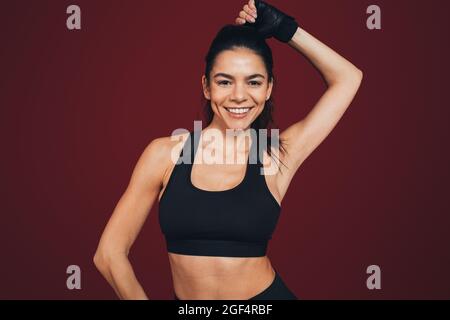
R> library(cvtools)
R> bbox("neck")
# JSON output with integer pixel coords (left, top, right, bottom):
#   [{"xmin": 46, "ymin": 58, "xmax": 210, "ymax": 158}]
[{"xmin": 202, "ymin": 118, "xmax": 253, "ymax": 157}]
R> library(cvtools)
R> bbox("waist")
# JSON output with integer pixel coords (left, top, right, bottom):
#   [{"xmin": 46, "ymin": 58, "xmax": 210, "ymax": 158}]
[{"xmin": 168, "ymin": 253, "xmax": 275, "ymax": 300}]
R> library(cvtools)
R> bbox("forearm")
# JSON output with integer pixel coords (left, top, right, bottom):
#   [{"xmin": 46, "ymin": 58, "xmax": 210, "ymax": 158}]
[
  {"xmin": 288, "ymin": 27, "xmax": 362, "ymax": 86},
  {"xmin": 96, "ymin": 254, "xmax": 149, "ymax": 300}
]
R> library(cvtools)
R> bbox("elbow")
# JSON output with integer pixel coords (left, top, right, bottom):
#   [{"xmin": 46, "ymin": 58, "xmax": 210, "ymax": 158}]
[
  {"xmin": 356, "ymin": 68, "xmax": 363, "ymax": 81},
  {"xmin": 331, "ymin": 68, "xmax": 363, "ymax": 86},
  {"xmin": 93, "ymin": 247, "xmax": 116, "ymax": 273},
  {"xmin": 347, "ymin": 68, "xmax": 363, "ymax": 88},
  {"xmin": 351, "ymin": 68, "xmax": 363, "ymax": 83},
  {"xmin": 93, "ymin": 250, "xmax": 109, "ymax": 273},
  {"xmin": 93, "ymin": 245, "xmax": 128, "ymax": 273}
]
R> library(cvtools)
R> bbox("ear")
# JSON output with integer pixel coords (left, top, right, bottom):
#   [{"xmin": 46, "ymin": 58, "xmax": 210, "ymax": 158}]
[
  {"xmin": 266, "ymin": 79, "xmax": 273, "ymax": 101},
  {"xmin": 202, "ymin": 75, "xmax": 211, "ymax": 100}
]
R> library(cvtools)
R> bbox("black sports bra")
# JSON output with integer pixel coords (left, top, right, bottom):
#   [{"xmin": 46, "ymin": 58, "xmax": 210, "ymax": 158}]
[{"xmin": 158, "ymin": 130, "xmax": 281, "ymax": 257}]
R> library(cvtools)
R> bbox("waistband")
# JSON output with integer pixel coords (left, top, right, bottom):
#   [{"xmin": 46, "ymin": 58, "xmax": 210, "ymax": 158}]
[{"xmin": 166, "ymin": 238, "xmax": 268, "ymax": 258}]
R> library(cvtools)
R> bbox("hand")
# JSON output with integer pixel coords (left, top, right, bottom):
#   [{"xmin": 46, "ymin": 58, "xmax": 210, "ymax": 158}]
[
  {"xmin": 234, "ymin": 0, "xmax": 299, "ymax": 43},
  {"xmin": 235, "ymin": 0, "xmax": 258, "ymax": 25}
]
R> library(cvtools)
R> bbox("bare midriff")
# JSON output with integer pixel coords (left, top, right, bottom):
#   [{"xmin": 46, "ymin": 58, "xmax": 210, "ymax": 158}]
[{"xmin": 168, "ymin": 253, "xmax": 276, "ymax": 300}]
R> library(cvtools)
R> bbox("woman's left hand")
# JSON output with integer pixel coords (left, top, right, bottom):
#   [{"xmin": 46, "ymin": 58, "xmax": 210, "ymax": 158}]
[
  {"xmin": 234, "ymin": 0, "xmax": 299, "ymax": 43},
  {"xmin": 235, "ymin": 0, "xmax": 258, "ymax": 25}
]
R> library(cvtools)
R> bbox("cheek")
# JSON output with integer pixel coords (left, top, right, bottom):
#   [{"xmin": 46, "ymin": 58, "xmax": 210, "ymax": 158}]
[
  {"xmin": 256, "ymin": 88, "xmax": 270, "ymax": 102},
  {"xmin": 210, "ymin": 87, "xmax": 267, "ymax": 106},
  {"xmin": 256, "ymin": 93, "xmax": 268, "ymax": 106},
  {"xmin": 209, "ymin": 91, "xmax": 224, "ymax": 104},
  {"xmin": 256, "ymin": 104, "xmax": 265, "ymax": 115}
]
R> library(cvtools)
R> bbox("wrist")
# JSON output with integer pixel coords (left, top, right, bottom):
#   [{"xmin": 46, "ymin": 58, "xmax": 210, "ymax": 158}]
[{"xmin": 275, "ymin": 16, "xmax": 299, "ymax": 43}]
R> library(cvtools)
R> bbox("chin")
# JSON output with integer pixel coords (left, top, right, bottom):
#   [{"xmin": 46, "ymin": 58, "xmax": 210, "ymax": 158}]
[{"xmin": 224, "ymin": 120, "xmax": 251, "ymax": 131}]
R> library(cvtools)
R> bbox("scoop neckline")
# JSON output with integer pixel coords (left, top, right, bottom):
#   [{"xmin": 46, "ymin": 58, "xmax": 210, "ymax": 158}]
[{"xmin": 188, "ymin": 130, "xmax": 253, "ymax": 193}]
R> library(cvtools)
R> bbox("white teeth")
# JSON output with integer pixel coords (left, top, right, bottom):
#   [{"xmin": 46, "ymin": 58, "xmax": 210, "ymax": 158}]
[{"xmin": 227, "ymin": 108, "xmax": 250, "ymax": 114}]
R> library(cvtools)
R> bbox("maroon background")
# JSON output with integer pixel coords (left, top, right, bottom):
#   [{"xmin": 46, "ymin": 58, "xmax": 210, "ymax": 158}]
[{"xmin": 1, "ymin": 0, "xmax": 449, "ymax": 299}]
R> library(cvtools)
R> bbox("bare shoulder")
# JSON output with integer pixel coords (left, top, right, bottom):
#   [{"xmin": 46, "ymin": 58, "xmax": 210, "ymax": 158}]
[
  {"xmin": 138, "ymin": 131, "xmax": 191, "ymax": 184},
  {"xmin": 144, "ymin": 132, "xmax": 189, "ymax": 160}
]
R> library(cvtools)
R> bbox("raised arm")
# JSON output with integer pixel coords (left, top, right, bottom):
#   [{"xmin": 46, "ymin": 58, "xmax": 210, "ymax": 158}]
[
  {"xmin": 93, "ymin": 137, "xmax": 171, "ymax": 299},
  {"xmin": 236, "ymin": 0, "xmax": 363, "ymax": 186},
  {"xmin": 280, "ymin": 26, "xmax": 363, "ymax": 172}
]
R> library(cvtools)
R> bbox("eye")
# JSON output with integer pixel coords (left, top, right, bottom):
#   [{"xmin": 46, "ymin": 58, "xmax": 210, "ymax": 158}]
[
  {"xmin": 218, "ymin": 80, "xmax": 231, "ymax": 86},
  {"xmin": 217, "ymin": 80, "xmax": 262, "ymax": 87}
]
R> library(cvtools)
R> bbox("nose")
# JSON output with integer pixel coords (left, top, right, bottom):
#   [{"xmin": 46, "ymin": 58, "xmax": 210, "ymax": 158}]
[{"xmin": 230, "ymin": 82, "xmax": 247, "ymax": 103}]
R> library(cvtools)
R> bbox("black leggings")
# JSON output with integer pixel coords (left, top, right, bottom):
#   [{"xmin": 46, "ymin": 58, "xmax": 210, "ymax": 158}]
[
  {"xmin": 174, "ymin": 270, "xmax": 298, "ymax": 300},
  {"xmin": 249, "ymin": 271, "xmax": 298, "ymax": 300}
]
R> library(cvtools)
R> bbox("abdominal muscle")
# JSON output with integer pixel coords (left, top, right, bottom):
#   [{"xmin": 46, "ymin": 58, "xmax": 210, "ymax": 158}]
[{"xmin": 168, "ymin": 253, "xmax": 276, "ymax": 300}]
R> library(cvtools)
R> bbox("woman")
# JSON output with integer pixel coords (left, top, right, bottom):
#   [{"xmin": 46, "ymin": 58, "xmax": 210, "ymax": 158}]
[{"xmin": 93, "ymin": 0, "xmax": 363, "ymax": 300}]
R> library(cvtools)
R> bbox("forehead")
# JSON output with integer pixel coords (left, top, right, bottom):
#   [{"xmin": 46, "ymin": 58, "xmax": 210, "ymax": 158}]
[{"xmin": 213, "ymin": 48, "xmax": 266, "ymax": 75}]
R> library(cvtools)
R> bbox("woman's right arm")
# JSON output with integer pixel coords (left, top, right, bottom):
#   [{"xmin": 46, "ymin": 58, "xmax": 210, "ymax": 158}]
[{"xmin": 93, "ymin": 137, "xmax": 171, "ymax": 300}]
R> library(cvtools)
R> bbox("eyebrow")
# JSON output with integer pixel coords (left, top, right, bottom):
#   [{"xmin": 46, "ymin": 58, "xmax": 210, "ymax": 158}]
[{"xmin": 213, "ymin": 73, "xmax": 266, "ymax": 80}]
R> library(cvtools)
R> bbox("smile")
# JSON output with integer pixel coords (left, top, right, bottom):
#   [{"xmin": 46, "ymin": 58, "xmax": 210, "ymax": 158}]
[{"xmin": 224, "ymin": 106, "xmax": 254, "ymax": 118}]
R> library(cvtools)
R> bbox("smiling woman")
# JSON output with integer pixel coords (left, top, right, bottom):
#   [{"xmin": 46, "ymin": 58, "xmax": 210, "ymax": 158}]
[
  {"xmin": 202, "ymin": 25, "xmax": 274, "ymax": 129},
  {"xmin": 201, "ymin": 25, "xmax": 288, "ymax": 169},
  {"xmin": 94, "ymin": 0, "xmax": 362, "ymax": 301}
]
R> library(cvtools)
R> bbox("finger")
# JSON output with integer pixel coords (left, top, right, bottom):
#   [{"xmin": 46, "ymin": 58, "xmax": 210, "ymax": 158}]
[
  {"xmin": 239, "ymin": 10, "xmax": 255, "ymax": 23},
  {"xmin": 244, "ymin": 4, "xmax": 257, "ymax": 19},
  {"xmin": 235, "ymin": 17, "xmax": 246, "ymax": 25},
  {"xmin": 249, "ymin": 0, "xmax": 257, "ymax": 11}
]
